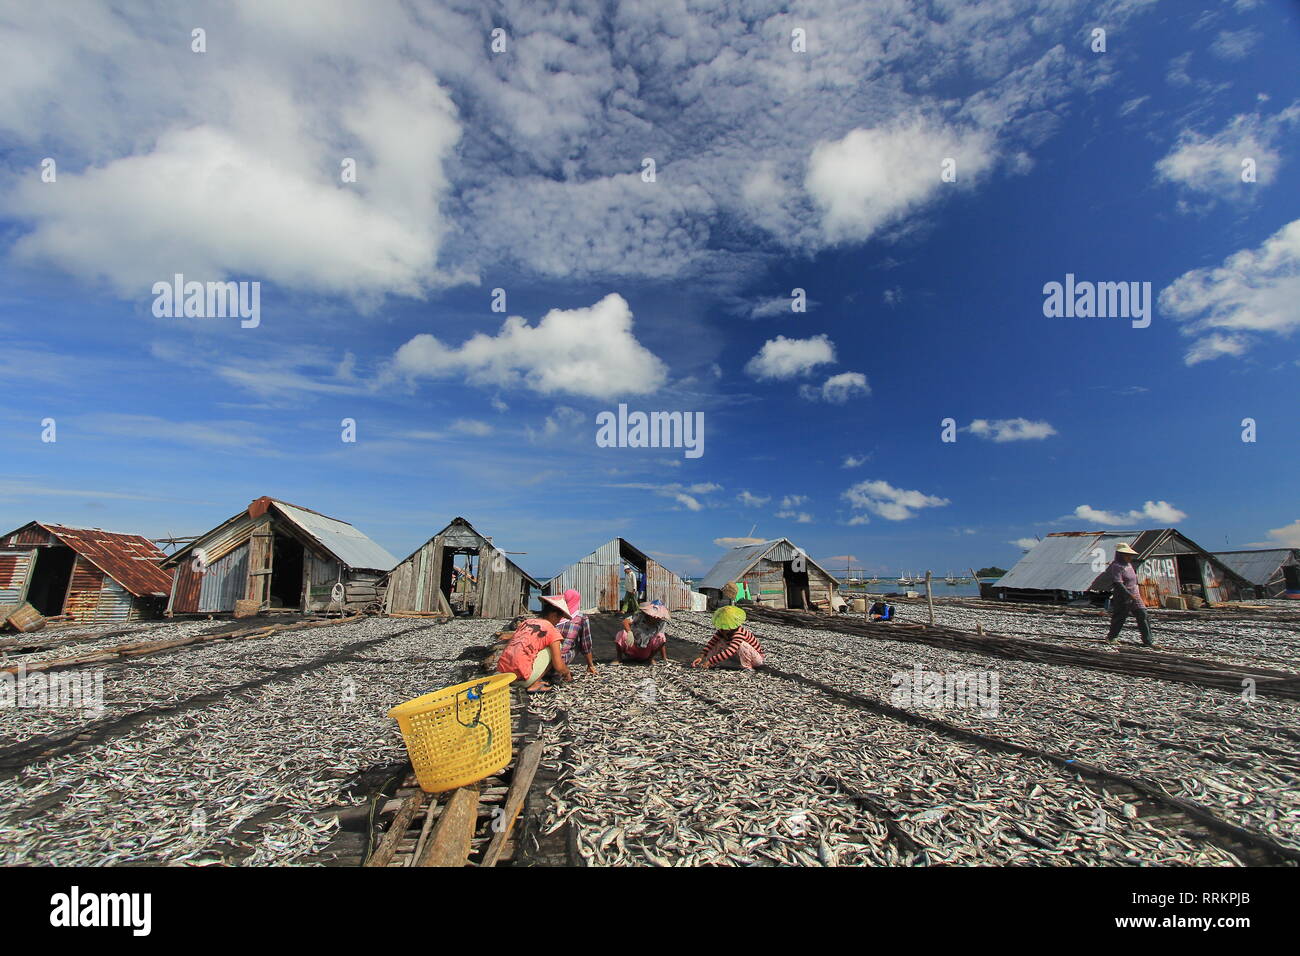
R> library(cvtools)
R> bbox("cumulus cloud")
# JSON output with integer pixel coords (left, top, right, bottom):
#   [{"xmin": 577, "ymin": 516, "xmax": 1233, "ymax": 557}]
[
  {"xmin": 613, "ymin": 481, "xmax": 721, "ymax": 512},
  {"xmin": 1254, "ymin": 519, "xmax": 1300, "ymax": 548},
  {"xmin": 392, "ymin": 294, "xmax": 666, "ymax": 399},
  {"xmin": 527, "ymin": 406, "xmax": 585, "ymax": 443},
  {"xmin": 775, "ymin": 510, "xmax": 813, "ymax": 523},
  {"xmin": 799, "ymin": 372, "xmax": 870, "ymax": 404},
  {"xmin": 715, "ymin": 536, "xmax": 765, "ymax": 549},
  {"xmin": 843, "ymin": 480, "xmax": 950, "ymax": 521},
  {"xmin": 843, "ymin": 455, "xmax": 866, "ymax": 468},
  {"xmin": 967, "ymin": 418, "xmax": 1057, "ymax": 442},
  {"xmin": 1155, "ymin": 102, "xmax": 1298, "ymax": 197},
  {"xmin": 806, "ymin": 118, "xmax": 994, "ymax": 243},
  {"xmin": 737, "ymin": 490, "xmax": 770, "ymax": 507},
  {"xmin": 1067, "ymin": 500, "xmax": 1188, "ymax": 526},
  {"xmin": 780, "ymin": 495, "xmax": 809, "ymax": 508},
  {"xmin": 745, "ymin": 335, "xmax": 836, "ymax": 380},
  {"xmin": 1159, "ymin": 219, "xmax": 1300, "ymax": 364},
  {"xmin": 1010, "ymin": 537, "xmax": 1040, "ymax": 551}
]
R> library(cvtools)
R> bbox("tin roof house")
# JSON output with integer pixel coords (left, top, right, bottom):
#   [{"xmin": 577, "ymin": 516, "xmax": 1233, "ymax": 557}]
[
  {"xmin": 543, "ymin": 537, "xmax": 693, "ymax": 612},
  {"xmin": 384, "ymin": 517, "xmax": 540, "ymax": 619},
  {"xmin": 993, "ymin": 529, "xmax": 1250, "ymax": 607},
  {"xmin": 161, "ymin": 497, "xmax": 398, "ymax": 615},
  {"xmin": 1212, "ymin": 549, "xmax": 1300, "ymax": 600},
  {"xmin": 0, "ymin": 521, "xmax": 173, "ymax": 625},
  {"xmin": 698, "ymin": 538, "xmax": 842, "ymax": 611}
]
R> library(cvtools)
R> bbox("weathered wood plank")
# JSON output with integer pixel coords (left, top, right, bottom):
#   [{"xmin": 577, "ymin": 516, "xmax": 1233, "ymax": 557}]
[
  {"xmin": 481, "ymin": 742, "xmax": 544, "ymax": 867},
  {"xmin": 364, "ymin": 791, "xmax": 426, "ymax": 868},
  {"xmin": 415, "ymin": 785, "xmax": 480, "ymax": 867}
]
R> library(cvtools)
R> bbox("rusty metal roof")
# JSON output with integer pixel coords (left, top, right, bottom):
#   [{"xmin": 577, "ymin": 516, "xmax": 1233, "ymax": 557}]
[{"xmin": 3, "ymin": 522, "xmax": 173, "ymax": 597}]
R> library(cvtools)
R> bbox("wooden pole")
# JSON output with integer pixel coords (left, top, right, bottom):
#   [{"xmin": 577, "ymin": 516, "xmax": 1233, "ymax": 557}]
[{"xmin": 925, "ymin": 570, "xmax": 935, "ymax": 626}]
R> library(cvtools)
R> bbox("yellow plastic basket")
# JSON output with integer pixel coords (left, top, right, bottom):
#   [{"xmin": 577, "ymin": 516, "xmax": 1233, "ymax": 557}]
[{"xmin": 388, "ymin": 673, "xmax": 517, "ymax": 793}]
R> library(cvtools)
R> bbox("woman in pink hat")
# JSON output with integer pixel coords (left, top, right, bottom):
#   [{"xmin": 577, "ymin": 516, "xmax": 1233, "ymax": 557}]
[
  {"xmin": 555, "ymin": 588, "xmax": 596, "ymax": 675},
  {"xmin": 615, "ymin": 601, "xmax": 671, "ymax": 663},
  {"xmin": 497, "ymin": 594, "xmax": 574, "ymax": 692}
]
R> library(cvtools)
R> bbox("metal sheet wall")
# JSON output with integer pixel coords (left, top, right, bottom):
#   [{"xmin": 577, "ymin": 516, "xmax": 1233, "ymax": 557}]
[
  {"xmin": 64, "ymin": 556, "xmax": 107, "ymax": 622},
  {"xmin": 169, "ymin": 562, "xmax": 202, "ymax": 614},
  {"xmin": 198, "ymin": 544, "xmax": 249, "ymax": 612},
  {"xmin": 0, "ymin": 550, "xmax": 34, "ymax": 605}
]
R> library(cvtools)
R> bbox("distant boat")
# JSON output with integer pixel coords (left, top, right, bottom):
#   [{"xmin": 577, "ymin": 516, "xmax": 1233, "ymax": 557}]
[
  {"xmin": 898, "ymin": 572, "xmax": 916, "ymax": 586},
  {"xmin": 944, "ymin": 571, "xmax": 958, "ymax": 586}
]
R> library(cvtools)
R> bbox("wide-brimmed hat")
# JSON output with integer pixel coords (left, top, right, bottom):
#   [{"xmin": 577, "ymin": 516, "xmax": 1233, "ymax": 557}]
[
  {"xmin": 539, "ymin": 594, "xmax": 572, "ymax": 619},
  {"xmin": 713, "ymin": 606, "xmax": 746, "ymax": 630},
  {"xmin": 1114, "ymin": 543, "xmax": 1139, "ymax": 557},
  {"xmin": 640, "ymin": 602, "xmax": 670, "ymax": 621}
]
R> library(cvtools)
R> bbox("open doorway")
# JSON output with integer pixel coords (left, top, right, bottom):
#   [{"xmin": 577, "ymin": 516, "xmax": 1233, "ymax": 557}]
[
  {"xmin": 26, "ymin": 547, "xmax": 75, "ymax": 616},
  {"xmin": 782, "ymin": 562, "xmax": 810, "ymax": 609},
  {"xmin": 269, "ymin": 533, "xmax": 305, "ymax": 609},
  {"xmin": 441, "ymin": 549, "xmax": 479, "ymax": 615},
  {"xmin": 1175, "ymin": 554, "xmax": 1202, "ymax": 599}
]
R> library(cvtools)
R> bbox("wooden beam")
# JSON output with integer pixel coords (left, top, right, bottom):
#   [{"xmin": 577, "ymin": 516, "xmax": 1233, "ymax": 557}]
[
  {"xmin": 364, "ymin": 791, "xmax": 426, "ymax": 867},
  {"xmin": 415, "ymin": 785, "xmax": 480, "ymax": 867},
  {"xmin": 480, "ymin": 742, "xmax": 544, "ymax": 867}
]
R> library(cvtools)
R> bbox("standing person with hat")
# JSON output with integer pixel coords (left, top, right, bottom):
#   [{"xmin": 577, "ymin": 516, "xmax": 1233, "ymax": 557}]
[
  {"xmin": 497, "ymin": 594, "xmax": 574, "ymax": 693},
  {"xmin": 693, "ymin": 606, "xmax": 766, "ymax": 670},
  {"xmin": 1104, "ymin": 543, "xmax": 1155, "ymax": 647},
  {"xmin": 621, "ymin": 564, "xmax": 640, "ymax": 615},
  {"xmin": 615, "ymin": 600, "xmax": 671, "ymax": 663},
  {"xmin": 556, "ymin": 588, "xmax": 596, "ymax": 675}
]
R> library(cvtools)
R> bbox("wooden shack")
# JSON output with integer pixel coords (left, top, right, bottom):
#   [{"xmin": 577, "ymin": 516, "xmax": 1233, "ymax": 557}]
[
  {"xmin": 697, "ymin": 538, "xmax": 842, "ymax": 611},
  {"xmin": 161, "ymin": 497, "xmax": 398, "ymax": 615},
  {"xmin": 384, "ymin": 517, "xmax": 539, "ymax": 619},
  {"xmin": 543, "ymin": 537, "xmax": 693, "ymax": 612},
  {"xmin": 0, "ymin": 521, "xmax": 172, "ymax": 625}
]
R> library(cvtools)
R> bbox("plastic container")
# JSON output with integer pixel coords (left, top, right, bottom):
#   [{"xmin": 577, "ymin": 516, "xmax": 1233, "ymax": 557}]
[{"xmin": 387, "ymin": 672, "xmax": 516, "ymax": 792}]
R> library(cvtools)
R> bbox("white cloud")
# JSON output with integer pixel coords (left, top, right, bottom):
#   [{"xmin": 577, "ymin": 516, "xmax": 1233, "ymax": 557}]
[
  {"xmin": 392, "ymin": 293, "xmax": 666, "ymax": 399},
  {"xmin": 1159, "ymin": 218, "xmax": 1300, "ymax": 364},
  {"xmin": 780, "ymin": 495, "xmax": 808, "ymax": 508},
  {"xmin": 1010, "ymin": 537, "xmax": 1039, "ymax": 550},
  {"xmin": 799, "ymin": 372, "xmax": 870, "ymax": 404},
  {"xmin": 451, "ymin": 418, "xmax": 492, "ymax": 436},
  {"xmin": 1068, "ymin": 500, "xmax": 1188, "ymax": 526},
  {"xmin": 715, "ymin": 536, "xmax": 764, "ymax": 549},
  {"xmin": 612, "ymin": 481, "xmax": 721, "ymax": 512},
  {"xmin": 1210, "ymin": 28, "xmax": 1259, "ymax": 60},
  {"xmin": 843, "ymin": 455, "xmax": 866, "ymax": 468},
  {"xmin": 1155, "ymin": 102, "xmax": 1298, "ymax": 197},
  {"xmin": 528, "ymin": 406, "xmax": 585, "ymax": 443},
  {"xmin": 775, "ymin": 510, "xmax": 813, "ymax": 523},
  {"xmin": 745, "ymin": 335, "xmax": 836, "ymax": 380},
  {"xmin": 737, "ymin": 490, "xmax": 770, "ymax": 508},
  {"xmin": 967, "ymin": 418, "xmax": 1057, "ymax": 442},
  {"xmin": 843, "ymin": 479, "xmax": 950, "ymax": 521},
  {"xmin": 806, "ymin": 118, "xmax": 993, "ymax": 243},
  {"xmin": 1255, "ymin": 519, "xmax": 1300, "ymax": 548}
]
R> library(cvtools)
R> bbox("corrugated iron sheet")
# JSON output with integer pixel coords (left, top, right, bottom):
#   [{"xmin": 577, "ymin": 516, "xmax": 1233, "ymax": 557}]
[
  {"xmin": 42, "ymin": 523, "xmax": 172, "ymax": 597},
  {"xmin": 273, "ymin": 501, "xmax": 398, "ymax": 572},
  {"xmin": 64, "ymin": 556, "xmax": 106, "ymax": 622},
  {"xmin": 697, "ymin": 538, "xmax": 841, "ymax": 599},
  {"xmin": 544, "ymin": 538, "xmax": 694, "ymax": 612},
  {"xmin": 169, "ymin": 562, "xmax": 202, "ymax": 614},
  {"xmin": 0, "ymin": 550, "xmax": 34, "ymax": 605},
  {"xmin": 1213, "ymin": 549, "xmax": 1299, "ymax": 586},
  {"xmin": 996, "ymin": 532, "xmax": 1145, "ymax": 592},
  {"xmin": 199, "ymin": 544, "xmax": 249, "ymax": 613}
]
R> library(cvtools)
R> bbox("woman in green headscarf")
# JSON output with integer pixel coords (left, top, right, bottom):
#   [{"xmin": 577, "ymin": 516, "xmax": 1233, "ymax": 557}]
[{"xmin": 692, "ymin": 606, "xmax": 766, "ymax": 670}]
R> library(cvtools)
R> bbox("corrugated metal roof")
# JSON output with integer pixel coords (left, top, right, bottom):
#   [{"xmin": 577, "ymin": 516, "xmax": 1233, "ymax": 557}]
[
  {"xmin": 272, "ymin": 501, "xmax": 398, "ymax": 572},
  {"xmin": 996, "ymin": 532, "xmax": 1142, "ymax": 592},
  {"xmin": 39, "ymin": 523, "xmax": 173, "ymax": 597},
  {"xmin": 698, "ymin": 540, "xmax": 779, "ymax": 591},
  {"xmin": 698, "ymin": 538, "xmax": 840, "ymax": 593},
  {"xmin": 1213, "ymin": 549, "xmax": 1299, "ymax": 586}
]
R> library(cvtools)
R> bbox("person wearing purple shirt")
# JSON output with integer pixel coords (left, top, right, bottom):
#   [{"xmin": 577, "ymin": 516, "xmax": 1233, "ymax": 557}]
[{"xmin": 1104, "ymin": 543, "xmax": 1155, "ymax": 647}]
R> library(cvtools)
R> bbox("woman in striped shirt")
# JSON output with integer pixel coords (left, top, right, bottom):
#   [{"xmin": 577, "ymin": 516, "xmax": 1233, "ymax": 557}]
[{"xmin": 692, "ymin": 606, "xmax": 765, "ymax": 670}]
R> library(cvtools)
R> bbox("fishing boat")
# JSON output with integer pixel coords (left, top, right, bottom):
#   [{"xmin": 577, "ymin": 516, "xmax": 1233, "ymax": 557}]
[
  {"xmin": 898, "ymin": 572, "xmax": 915, "ymax": 587},
  {"xmin": 944, "ymin": 571, "xmax": 958, "ymax": 586}
]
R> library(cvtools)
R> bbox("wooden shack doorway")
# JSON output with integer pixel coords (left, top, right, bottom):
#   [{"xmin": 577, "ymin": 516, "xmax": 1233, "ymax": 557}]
[
  {"xmin": 782, "ymin": 561, "xmax": 810, "ymax": 609},
  {"xmin": 269, "ymin": 533, "xmax": 306, "ymax": 610},
  {"xmin": 26, "ymin": 546, "xmax": 75, "ymax": 616},
  {"xmin": 440, "ymin": 549, "xmax": 480, "ymax": 616}
]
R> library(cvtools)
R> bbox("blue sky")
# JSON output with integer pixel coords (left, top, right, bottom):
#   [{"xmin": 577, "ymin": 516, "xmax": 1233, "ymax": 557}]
[{"xmin": 1, "ymin": 0, "xmax": 1298, "ymax": 582}]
